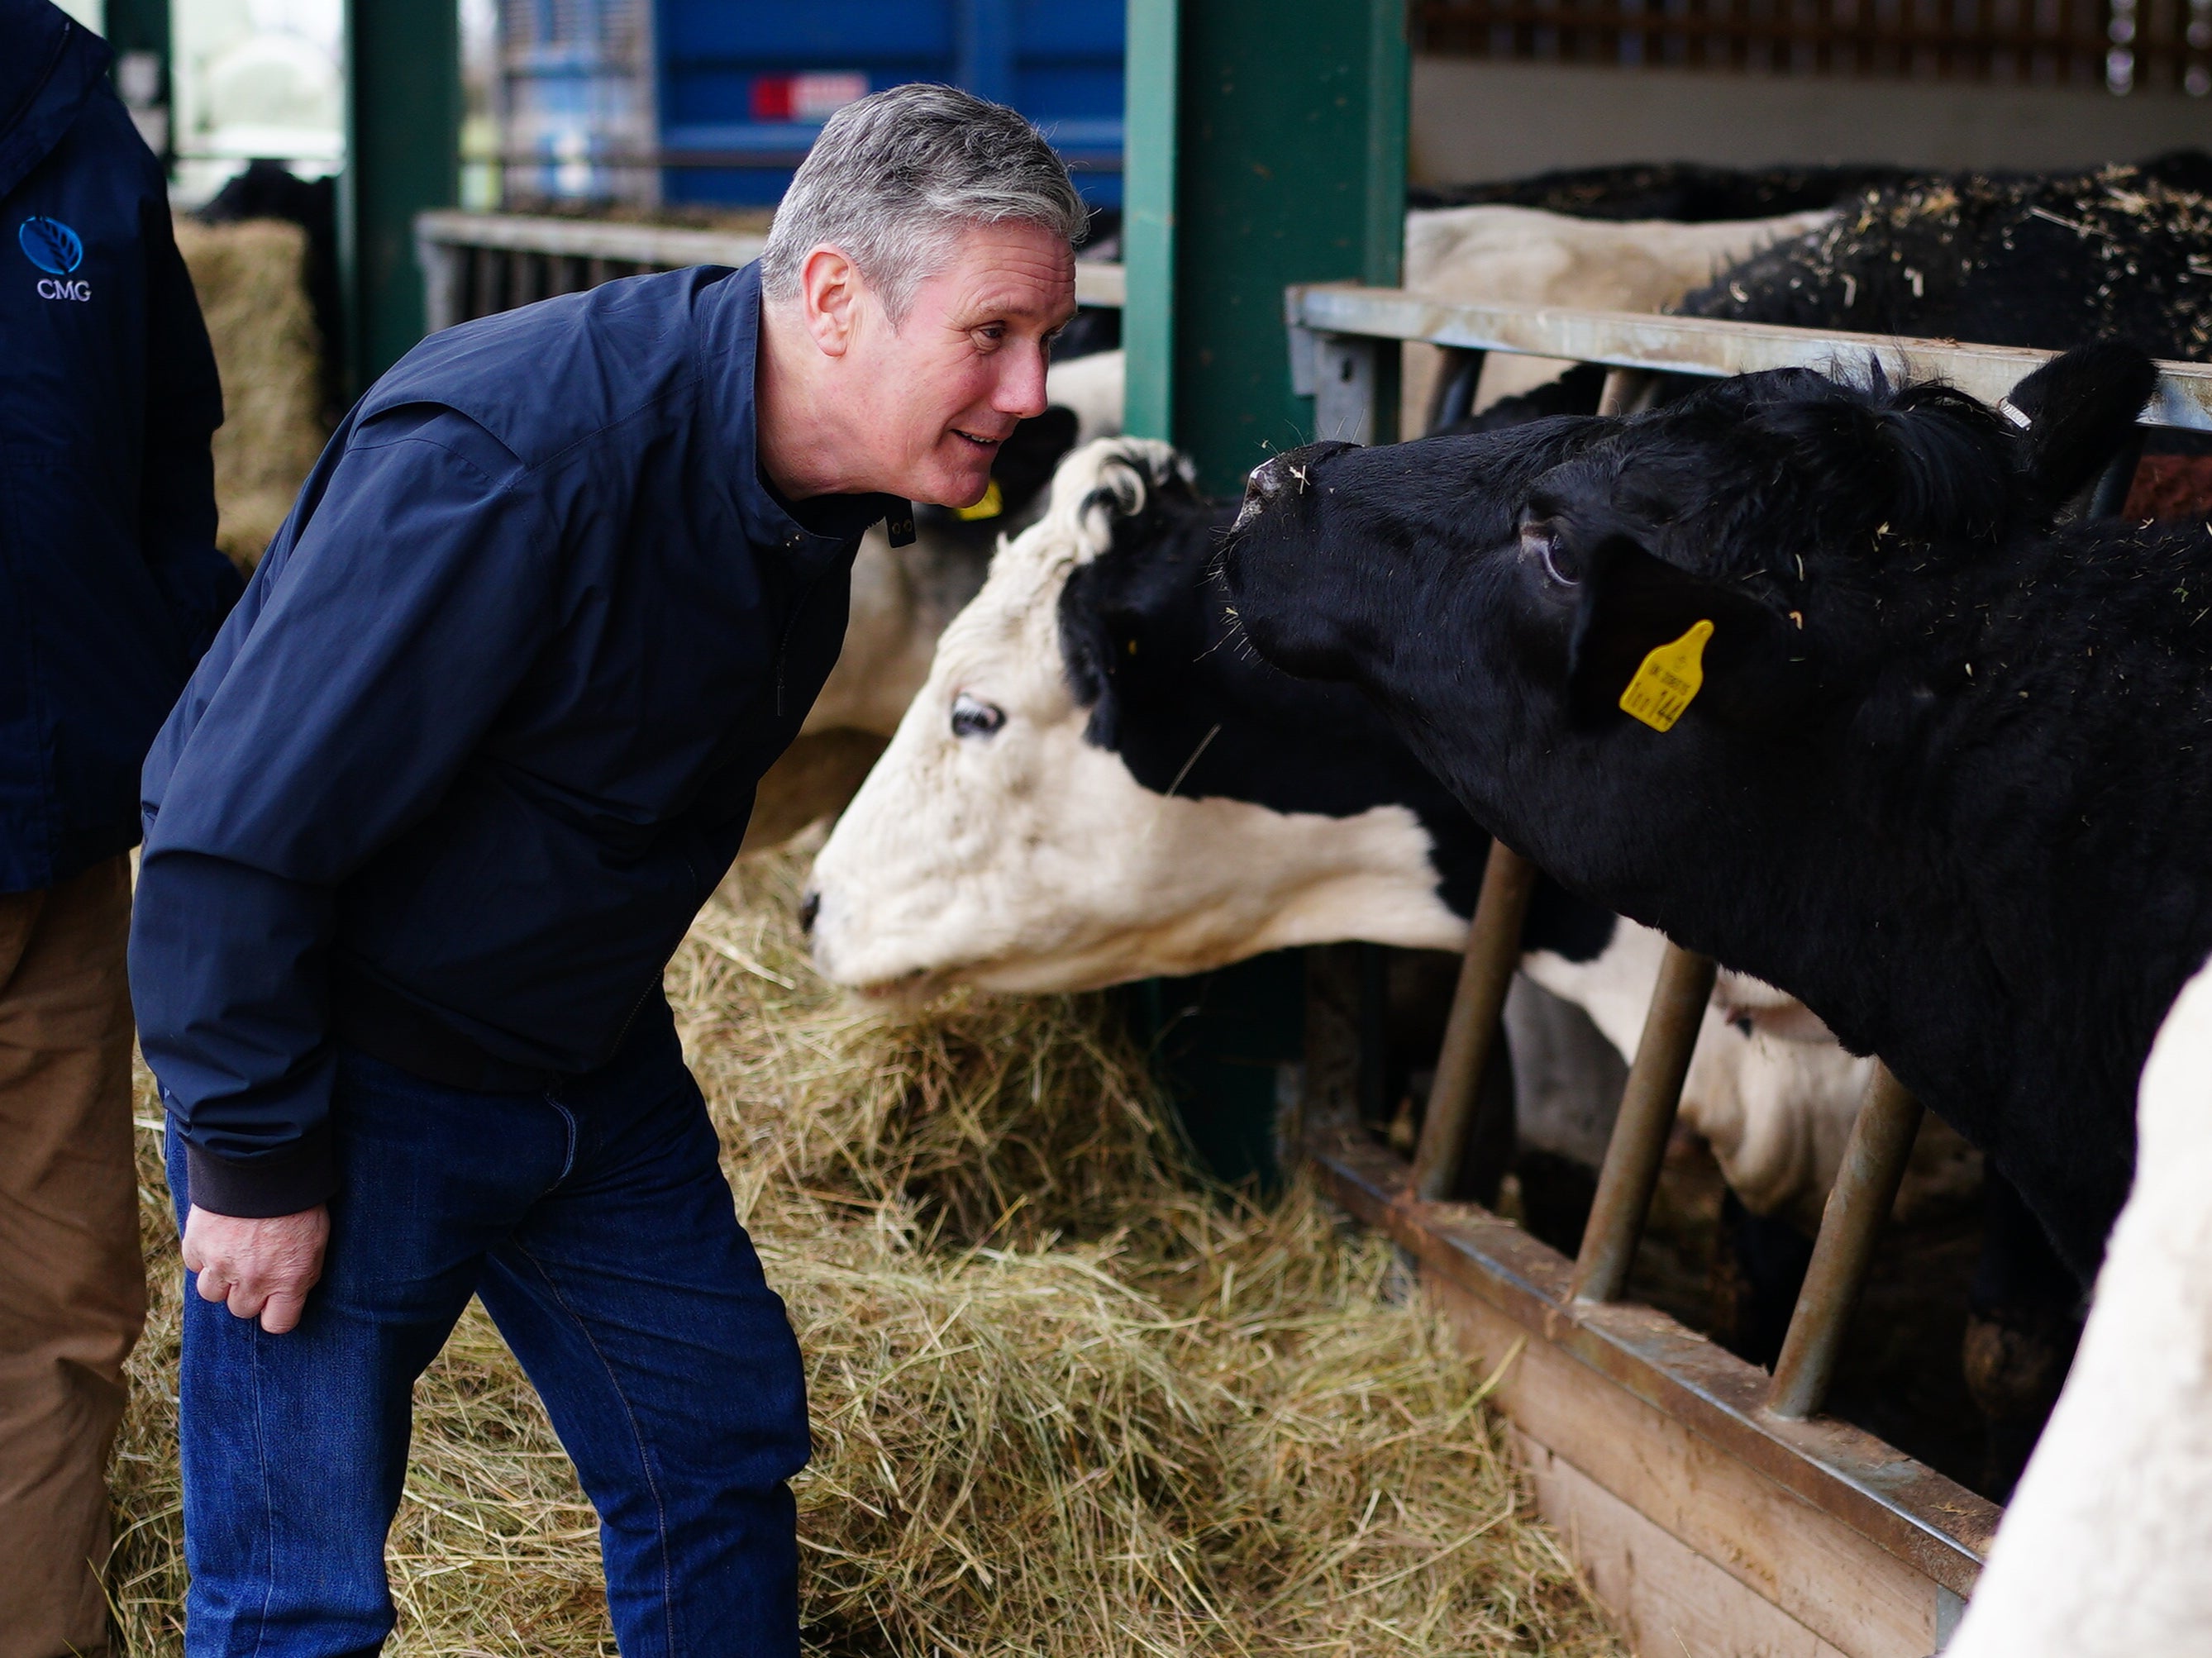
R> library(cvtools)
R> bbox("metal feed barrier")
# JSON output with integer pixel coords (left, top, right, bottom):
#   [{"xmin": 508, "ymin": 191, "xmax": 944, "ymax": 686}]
[
  {"xmin": 415, "ymin": 211, "xmax": 1126, "ymax": 336},
  {"xmin": 1285, "ymin": 287, "xmax": 2212, "ymax": 1656}
]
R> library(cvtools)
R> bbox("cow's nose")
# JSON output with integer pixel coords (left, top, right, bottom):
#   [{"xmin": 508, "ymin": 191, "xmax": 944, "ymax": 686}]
[
  {"xmin": 798, "ymin": 889, "xmax": 821, "ymax": 936},
  {"xmin": 1235, "ymin": 456, "xmax": 1294, "ymax": 529}
]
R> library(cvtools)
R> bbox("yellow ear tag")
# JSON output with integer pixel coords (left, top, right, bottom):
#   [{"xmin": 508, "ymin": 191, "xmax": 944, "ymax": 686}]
[
  {"xmin": 953, "ymin": 479, "xmax": 1004, "ymax": 522},
  {"xmin": 1618, "ymin": 619, "xmax": 1714, "ymax": 733}
]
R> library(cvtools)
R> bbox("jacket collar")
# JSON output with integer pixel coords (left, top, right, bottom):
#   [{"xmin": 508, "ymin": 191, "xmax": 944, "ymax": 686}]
[
  {"xmin": 698, "ymin": 260, "xmax": 905, "ymax": 567},
  {"xmin": 0, "ymin": 0, "xmax": 110, "ymax": 202}
]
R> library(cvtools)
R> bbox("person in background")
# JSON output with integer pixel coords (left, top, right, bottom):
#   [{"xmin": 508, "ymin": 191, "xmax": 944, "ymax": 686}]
[
  {"xmin": 0, "ymin": 2, "xmax": 242, "ymax": 1653},
  {"xmin": 130, "ymin": 83, "xmax": 1080, "ymax": 1656}
]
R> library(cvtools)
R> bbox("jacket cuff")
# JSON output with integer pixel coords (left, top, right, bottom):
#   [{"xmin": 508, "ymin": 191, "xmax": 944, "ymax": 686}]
[{"xmin": 182, "ymin": 1125, "xmax": 336, "ymax": 1217}]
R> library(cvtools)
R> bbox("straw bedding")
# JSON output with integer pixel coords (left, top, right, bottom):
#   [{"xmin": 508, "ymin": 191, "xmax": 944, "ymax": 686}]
[
  {"xmin": 107, "ymin": 850, "xmax": 1619, "ymax": 1656},
  {"xmin": 173, "ymin": 218, "xmax": 329, "ymax": 570}
]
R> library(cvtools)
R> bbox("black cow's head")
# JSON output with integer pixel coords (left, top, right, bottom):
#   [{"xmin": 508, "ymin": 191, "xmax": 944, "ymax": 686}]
[{"xmin": 1225, "ymin": 344, "xmax": 2154, "ymax": 872}]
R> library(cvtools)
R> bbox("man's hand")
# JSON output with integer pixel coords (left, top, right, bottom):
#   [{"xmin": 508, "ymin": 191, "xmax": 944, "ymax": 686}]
[{"xmin": 182, "ymin": 1204, "xmax": 331, "ymax": 1334}]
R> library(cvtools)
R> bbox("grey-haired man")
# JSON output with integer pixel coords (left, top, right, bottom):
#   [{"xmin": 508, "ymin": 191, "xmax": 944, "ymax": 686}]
[{"xmin": 129, "ymin": 85, "xmax": 1081, "ymax": 1655}]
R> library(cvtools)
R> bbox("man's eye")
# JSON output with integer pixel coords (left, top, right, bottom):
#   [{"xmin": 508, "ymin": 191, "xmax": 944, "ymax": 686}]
[{"xmin": 1521, "ymin": 522, "xmax": 1580, "ymax": 587}]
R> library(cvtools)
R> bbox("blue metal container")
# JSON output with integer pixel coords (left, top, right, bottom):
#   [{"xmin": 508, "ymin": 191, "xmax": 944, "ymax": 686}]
[
  {"xmin": 655, "ymin": 0, "xmax": 1124, "ymax": 207},
  {"xmin": 499, "ymin": 0, "xmax": 661, "ymax": 206}
]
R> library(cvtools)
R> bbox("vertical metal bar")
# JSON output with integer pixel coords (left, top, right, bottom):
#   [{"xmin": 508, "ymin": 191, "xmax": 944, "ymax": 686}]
[
  {"xmin": 1766, "ymin": 1063, "xmax": 1924, "ymax": 1419},
  {"xmin": 1598, "ymin": 365, "xmax": 1658, "ymax": 417},
  {"xmin": 2086, "ymin": 427, "xmax": 2147, "ymax": 519},
  {"xmin": 1313, "ymin": 335, "xmax": 1382, "ymax": 445},
  {"xmin": 416, "ymin": 234, "xmax": 461, "ymax": 333},
  {"xmin": 470, "ymin": 245, "xmax": 498, "ymax": 322},
  {"xmin": 1412, "ymin": 842, "xmax": 1539, "ymax": 1200},
  {"xmin": 1569, "ymin": 943, "xmax": 1717, "ymax": 1303}
]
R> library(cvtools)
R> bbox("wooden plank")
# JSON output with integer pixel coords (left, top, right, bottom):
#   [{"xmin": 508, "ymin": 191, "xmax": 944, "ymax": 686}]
[
  {"xmin": 1308, "ymin": 1119, "xmax": 1997, "ymax": 1589},
  {"xmin": 1515, "ymin": 1432, "xmax": 1852, "ymax": 1658},
  {"xmin": 1424, "ymin": 1272, "xmax": 1942, "ymax": 1657}
]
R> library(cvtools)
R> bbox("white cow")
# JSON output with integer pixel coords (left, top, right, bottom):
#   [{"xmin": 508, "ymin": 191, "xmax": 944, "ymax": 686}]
[
  {"xmin": 1944, "ymin": 956, "xmax": 2212, "ymax": 1656},
  {"xmin": 807, "ymin": 437, "xmax": 1903, "ymax": 1220},
  {"xmin": 1400, "ymin": 204, "xmax": 1834, "ymax": 422}
]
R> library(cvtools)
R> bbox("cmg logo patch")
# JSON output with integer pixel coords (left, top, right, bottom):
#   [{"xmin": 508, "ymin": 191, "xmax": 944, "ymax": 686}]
[{"xmin": 19, "ymin": 216, "xmax": 83, "ymax": 275}]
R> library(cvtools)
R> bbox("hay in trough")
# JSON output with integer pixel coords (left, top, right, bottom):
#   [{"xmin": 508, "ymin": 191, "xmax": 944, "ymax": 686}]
[
  {"xmin": 107, "ymin": 850, "xmax": 1620, "ymax": 1656},
  {"xmin": 174, "ymin": 218, "xmax": 329, "ymax": 570}
]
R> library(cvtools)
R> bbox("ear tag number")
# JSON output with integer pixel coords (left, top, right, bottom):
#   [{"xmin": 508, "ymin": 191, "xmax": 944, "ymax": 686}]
[{"xmin": 1618, "ymin": 619, "xmax": 1714, "ymax": 732}]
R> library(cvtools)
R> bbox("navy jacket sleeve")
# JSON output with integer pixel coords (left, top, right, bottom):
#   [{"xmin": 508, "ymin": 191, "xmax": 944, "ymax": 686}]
[
  {"xmin": 138, "ymin": 174, "xmax": 242, "ymax": 648},
  {"xmin": 132, "ymin": 407, "xmax": 557, "ymax": 1216}
]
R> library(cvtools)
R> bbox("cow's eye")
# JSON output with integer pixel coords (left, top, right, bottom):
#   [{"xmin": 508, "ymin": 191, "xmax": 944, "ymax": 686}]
[
  {"xmin": 951, "ymin": 692, "xmax": 1006, "ymax": 739},
  {"xmin": 1521, "ymin": 522, "xmax": 1580, "ymax": 587}
]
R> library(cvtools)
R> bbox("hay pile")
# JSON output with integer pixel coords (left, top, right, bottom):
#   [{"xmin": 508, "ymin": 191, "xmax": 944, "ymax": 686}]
[
  {"xmin": 173, "ymin": 218, "xmax": 329, "ymax": 570},
  {"xmin": 107, "ymin": 851, "xmax": 1620, "ymax": 1656}
]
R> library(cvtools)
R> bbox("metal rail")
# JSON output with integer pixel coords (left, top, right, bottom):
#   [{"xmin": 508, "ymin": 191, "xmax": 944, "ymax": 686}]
[
  {"xmin": 1288, "ymin": 283, "xmax": 2212, "ymax": 431},
  {"xmin": 1769, "ymin": 1065, "xmax": 1927, "ymax": 1419},
  {"xmin": 417, "ymin": 210, "xmax": 1126, "ymax": 336},
  {"xmin": 1411, "ymin": 841, "xmax": 1536, "ymax": 1200},
  {"xmin": 1570, "ymin": 942, "xmax": 1718, "ymax": 1303}
]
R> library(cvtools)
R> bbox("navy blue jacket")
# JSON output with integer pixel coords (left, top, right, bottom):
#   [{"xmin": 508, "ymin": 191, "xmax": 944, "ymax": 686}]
[
  {"xmin": 132, "ymin": 261, "xmax": 901, "ymax": 1216},
  {"xmin": 1, "ymin": 0, "xmax": 238, "ymax": 893}
]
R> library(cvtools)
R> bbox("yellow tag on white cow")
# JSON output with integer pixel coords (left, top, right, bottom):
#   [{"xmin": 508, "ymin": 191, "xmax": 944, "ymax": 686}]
[
  {"xmin": 954, "ymin": 479, "xmax": 1004, "ymax": 522},
  {"xmin": 1618, "ymin": 619, "xmax": 1714, "ymax": 732}
]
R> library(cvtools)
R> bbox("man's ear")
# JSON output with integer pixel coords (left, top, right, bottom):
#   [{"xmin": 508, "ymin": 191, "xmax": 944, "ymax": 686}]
[
  {"xmin": 1567, "ymin": 536, "xmax": 1819, "ymax": 736},
  {"xmin": 2000, "ymin": 341, "xmax": 2157, "ymax": 506},
  {"xmin": 798, "ymin": 245, "xmax": 863, "ymax": 357}
]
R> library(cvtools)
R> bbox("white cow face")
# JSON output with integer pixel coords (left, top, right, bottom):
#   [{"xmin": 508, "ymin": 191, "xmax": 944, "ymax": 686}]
[{"xmin": 803, "ymin": 438, "xmax": 1465, "ymax": 998}]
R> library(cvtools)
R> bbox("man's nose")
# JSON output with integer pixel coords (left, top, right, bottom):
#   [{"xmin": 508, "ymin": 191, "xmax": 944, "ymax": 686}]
[{"xmin": 996, "ymin": 341, "xmax": 1051, "ymax": 420}]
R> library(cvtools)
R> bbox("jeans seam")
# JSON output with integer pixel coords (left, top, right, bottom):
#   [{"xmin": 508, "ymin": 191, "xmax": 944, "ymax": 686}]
[
  {"xmin": 511, "ymin": 1241, "xmax": 678, "ymax": 1656},
  {"xmin": 547, "ymin": 1096, "xmax": 579, "ymax": 1184},
  {"xmin": 249, "ymin": 1320, "xmax": 277, "ymax": 1658}
]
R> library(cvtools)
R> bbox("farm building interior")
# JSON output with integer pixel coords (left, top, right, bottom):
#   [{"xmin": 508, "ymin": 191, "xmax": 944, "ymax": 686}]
[{"xmin": 23, "ymin": 0, "xmax": 2212, "ymax": 1653}]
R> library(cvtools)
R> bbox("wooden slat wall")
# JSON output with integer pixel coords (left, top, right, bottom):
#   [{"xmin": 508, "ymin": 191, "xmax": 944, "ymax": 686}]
[{"xmin": 1413, "ymin": 0, "xmax": 2212, "ymax": 93}]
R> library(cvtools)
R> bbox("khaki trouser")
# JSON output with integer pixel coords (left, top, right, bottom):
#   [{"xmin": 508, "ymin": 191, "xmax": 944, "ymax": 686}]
[{"xmin": 0, "ymin": 856, "xmax": 144, "ymax": 1658}]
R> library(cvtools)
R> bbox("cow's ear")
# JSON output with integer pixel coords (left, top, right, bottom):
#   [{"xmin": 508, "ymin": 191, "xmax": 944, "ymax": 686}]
[
  {"xmin": 1567, "ymin": 536, "xmax": 1819, "ymax": 736},
  {"xmin": 2000, "ymin": 341, "xmax": 2157, "ymax": 506}
]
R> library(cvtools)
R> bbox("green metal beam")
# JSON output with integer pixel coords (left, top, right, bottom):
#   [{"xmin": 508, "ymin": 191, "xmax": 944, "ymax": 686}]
[
  {"xmin": 1123, "ymin": 0, "xmax": 1409, "ymax": 493},
  {"xmin": 342, "ymin": 0, "xmax": 460, "ymax": 391},
  {"xmin": 99, "ymin": 0, "xmax": 166, "ymax": 65},
  {"xmin": 1118, "ymin": 0, "xmax": 1410, "ymax": 1187},
  {"xmin": 1122, "ymin": 0, "xmax": 1179, "ymax": 441}
]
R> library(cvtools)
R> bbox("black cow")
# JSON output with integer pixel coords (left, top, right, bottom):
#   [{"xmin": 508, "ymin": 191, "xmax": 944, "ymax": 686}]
[
  {"xmin": 1411, "ymin": 160, "xmax": 1916, "ymax": 222},
  {"xmin": 1223, "ymin": 345, "xmax": 2182, "ymax": 1487}
]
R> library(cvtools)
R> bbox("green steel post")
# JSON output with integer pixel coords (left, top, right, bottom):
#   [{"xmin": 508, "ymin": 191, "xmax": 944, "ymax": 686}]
[
  {"xmin": 1160, "ymin": 0, "xmax": 1407, "ymax": 493},
  {"xmin": 1118, "ymin": 0, "xmax": 1409, "ymax": 1185},
  {"xmin": 100, "ymin": 0, "xmax": 167, "ymax": 70},
  {"xmin": 1122, "ymin": 0, "xmax": 1179, "ymax": 441},
  {"xmin": 342, "ymin": 0, "xmax": 460, "ymax": 392}
]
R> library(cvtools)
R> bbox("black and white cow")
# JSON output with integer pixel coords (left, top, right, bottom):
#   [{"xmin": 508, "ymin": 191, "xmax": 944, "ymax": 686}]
[
  {"xmin": 803, "ymin": 438, "xmax": 1897, "ymax": 1232},
  {"xmin": 1222, "ymin": 342, "xmax": 2176, "ymax": 1322}
]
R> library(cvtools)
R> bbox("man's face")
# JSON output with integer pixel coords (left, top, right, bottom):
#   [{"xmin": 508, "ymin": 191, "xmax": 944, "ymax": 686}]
[{"xmin": 846, "ymin": 221, "xmax": 1077, "ymax": 507}]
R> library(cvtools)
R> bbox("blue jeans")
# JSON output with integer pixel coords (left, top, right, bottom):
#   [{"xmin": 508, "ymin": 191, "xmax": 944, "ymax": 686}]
[{"xmin": 164, "ymin": 1002, "xmax": 809, "ymax": 1657}]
